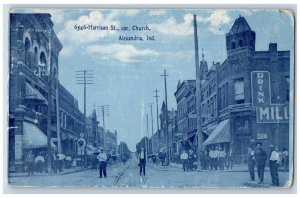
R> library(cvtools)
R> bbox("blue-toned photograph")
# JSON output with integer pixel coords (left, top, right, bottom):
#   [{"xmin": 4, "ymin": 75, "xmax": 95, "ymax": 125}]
[{"xmin": 7, "ymin": 8, "xmax": 294, "ymax": 188}]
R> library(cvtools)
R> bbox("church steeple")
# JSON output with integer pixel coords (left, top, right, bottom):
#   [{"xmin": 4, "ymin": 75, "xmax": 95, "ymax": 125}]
[{"xmin": 199, "ymin": 48, "xmax": 208, "ymax": 80}]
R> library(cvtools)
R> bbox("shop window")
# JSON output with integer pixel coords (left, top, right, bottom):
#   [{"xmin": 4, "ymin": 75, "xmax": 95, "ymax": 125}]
[{"xmin": 286, "ymin": 76, "xmax": 290, "ymax": 102}]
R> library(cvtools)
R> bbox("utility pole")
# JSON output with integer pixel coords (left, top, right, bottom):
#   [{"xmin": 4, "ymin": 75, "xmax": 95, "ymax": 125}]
[
  {"xmin": 46, "ymin": 59, "xmax": 53, "ymax": 173},
  {"xmin": 153, "ymin": 90, "xmax": 160, "ymax": 132},
  {"xmin": 148, "ymin": 103, "xmax": 154, "ymax": 154},
  {"xmin": 193, "ymin": 15, "xmax": 204, "ymax": 157},
  {"xmin": 97, "ymin": 105, "xmax": 110, "ymax": 131},
  {"xmin": 75, "ymin": 70, "xmax": 94, "ymax": 168},
  {"xmin": 46, "ymin": 35, "xmax": 56, "ymax": 173},
  {"xmin": 161, "ymin": 69, "xmax": 170, "ymax": 165},
  {"xmin": 146, "ymin": 114, "xmax": 149, "ymax": 161}
]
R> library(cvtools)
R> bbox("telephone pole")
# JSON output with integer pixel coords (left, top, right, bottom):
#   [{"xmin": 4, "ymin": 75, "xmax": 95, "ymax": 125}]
[
  {"xmin": 148, "ymin": 103, "xmax": 154, "ymax": 154},
  {"xmin": 97, "ymin": 105, "xmax": 110, "ymax": 131},
  {"xmin": 161, "ymin": 69, "xmax": 170, "ymax": 165},
  {"xmin": 146, "ymin": 114, "xmax": 149, "ymax": 160},
  {"xmin": 153, "ymin": 90, "xmax": 160, "ymax": 132},
  {"xmin": 75, "ymin": 70, "xmax": 94, "ymax": 168},
  {"xmin": 193, "ymin": 15, "xmax": 204, "ymax": 156}
]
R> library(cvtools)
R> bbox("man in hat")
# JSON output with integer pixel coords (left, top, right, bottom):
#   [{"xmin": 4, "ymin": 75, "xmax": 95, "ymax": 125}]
[
  {"xmin": 97, "ymin": 148, "xmax": 107, "ymax": 178},
  {"xmin": 269, "ymin": 145, "xmax": 280, "ymax": 186},
  {"xmin": 25, "ymin": 150, "xmax": 35, "ymax": 176},
  {"xmin": 254, "ymin": 142, "xmax": 267, "ymax": 184}
]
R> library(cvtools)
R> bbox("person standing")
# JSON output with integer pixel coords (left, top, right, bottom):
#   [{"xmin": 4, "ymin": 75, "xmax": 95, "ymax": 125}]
[
  {"xmin": 218, "ymin": 147, "xmax": 226, "ymax": 170},
  {"xmin": 25, "ymin": 150, "xmax": 35, "ymax": 176},
  {"xmin": 226, "ymin": 148, "xmax": 233, "ymax": 170},
  {"xmin": 138, "ymin": 147, "xmax": 146, "ymax": 176},
  {"xmin": 269, "ymin": 145, "xmax": 280, "ymax": 186},
  {"xmin": 180, "ymin": 150, "xmax": 189, "ymax": 172},
  {"xmin": 247, "ymin": 146, "xmax": 256, "ymax": 181},
  {"xmin": 51, "ymin": 150, "xmax": 58, "ymax": 174},
  {"xmin": 208, "ymin": 148, "xmax": 214, "ymax": 171},
  {"xmin": 254, "ymin": 142, "xmax": 267, "ymax": 184},
  {"xmin": 188, "ymin": 149, "xmax": 196, "ymax": 171},
  {"xmin": 97, "ymin": 148, "xmax": 107, "ymax": 178},
  {"xmin": 34, "ymin": 152, "xmax": 45, "ymax": 173},
  {"xmin": 282, "ymin": 148, "xmax": 289, "ymax": 172},
  {"xmin": 212, "ymin": 146, "xmax": 219, "ymax": 170}
]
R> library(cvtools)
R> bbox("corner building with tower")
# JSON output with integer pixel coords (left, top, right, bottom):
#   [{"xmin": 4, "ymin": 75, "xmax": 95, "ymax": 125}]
[{"xmin": 196, "ymin": 16, "xmax": 290, "ymax": 163}]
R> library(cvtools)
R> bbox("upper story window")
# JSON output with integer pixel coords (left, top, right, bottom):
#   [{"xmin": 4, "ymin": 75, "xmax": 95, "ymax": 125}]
[
  {"xmin": 39, "ymin": 52, "xmax": 47, "ymax": 76},
  {"xmin": 234, "ymin": 78, "xmax": 245, "ymax": 104},
  {"xmin": 239, "ymin": 39, "xmax": 243, "ymax": 47},
  {"xmin": 24, "ymin": 37, "xmax": 31, "ymax": 66},
  {"xmin": 231, "ymin": 41, "xmax": 236, "ymax": 49}
]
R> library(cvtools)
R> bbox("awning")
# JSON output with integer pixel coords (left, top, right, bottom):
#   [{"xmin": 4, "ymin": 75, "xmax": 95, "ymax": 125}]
[
  {"xmin": 25, "ymin": 82, "xmax": 48, "ymax": 105},
  {"xmin": 87, "ymin": 144, "xmax": 97, "ymax": 155},
  {"xmin": 203, "ymin": 119, "xmax": 231, "ymax": 146},
  {"xmin": 23, "ymin": 121, "xmax": 56, "ymax": 149},
  {"xmin": 203, "ymin": 124, "xmax": 218, "ymax": 136}
]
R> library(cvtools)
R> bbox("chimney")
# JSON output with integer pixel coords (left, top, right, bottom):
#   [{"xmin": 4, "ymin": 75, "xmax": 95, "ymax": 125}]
[{"xmin": 269, "ymin": 43, "xmax": 277, "ymax": 52}]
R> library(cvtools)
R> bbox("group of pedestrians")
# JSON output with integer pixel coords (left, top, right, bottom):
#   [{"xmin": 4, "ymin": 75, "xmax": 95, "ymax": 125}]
[
  {"xmin": 180, "ymin": 149, "xmax": 197, "ymax": 172},
  {"xmin": 24, "ymin": 149, "xmax": 72, "ymax": 175},
  {"xmin": 25, "ymin": 150, "xmax": 46, "ymax": 175},
  {"xmin": 248, "ymin": 142, "xmax": 287, "ymax": 186}
]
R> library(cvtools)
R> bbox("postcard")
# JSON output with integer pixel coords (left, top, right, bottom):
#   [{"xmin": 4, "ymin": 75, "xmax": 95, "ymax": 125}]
[{"xmin": 6, "ymin": 8, "xmax": 294, "ymax": 188}]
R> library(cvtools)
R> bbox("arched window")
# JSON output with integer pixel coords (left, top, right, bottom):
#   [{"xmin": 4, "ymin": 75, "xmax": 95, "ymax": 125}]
[
  {"xmin": 24, "ymin": 37, "xmax": 31, "ymax": 66},
  {"xmin": 34, "ymin": 47, "xmax": 38, "ymax": 64},
  {"xmin": 239, "ymin": 40, "xmax": 243, "ymax": 47},
  {"xmin": 39, "ymin": 52, "xmax": 47, "ymax": 76},
  {"xmin": 231, "ymin": 41, "xmax": 236, "ymax": 49}
]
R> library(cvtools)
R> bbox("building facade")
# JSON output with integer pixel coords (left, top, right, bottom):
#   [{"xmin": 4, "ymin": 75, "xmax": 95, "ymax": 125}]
[
  {"xmin": 9, "ymin": 13, "xmax": 62, "ymax": 172},
  {"xmin": 174, "ymin": 80, "xmax": 196, "ymax": 154},
  {"xmin": 58, "ymin": 83, "xmax": 85, "ymax": 157},
  {"xmin": 105, "ymin": 130, "xmax": 118, "ymax": 156},
  {"xmin": 199, "ymin": 16, "xmax": 290, "ymax": 163}
]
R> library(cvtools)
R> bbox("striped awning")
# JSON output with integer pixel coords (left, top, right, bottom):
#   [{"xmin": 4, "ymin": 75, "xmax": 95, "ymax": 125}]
[
  {"xmin": 203, "ymin": 119, "xmax": 231, "ymax": 146},
  {"xmin": 23, "ymin": 121, "xmax": 56, "ymax": 149},
  {"xmin": 25, "ymin": 82, "xmax": 48, "ymax": 105}
]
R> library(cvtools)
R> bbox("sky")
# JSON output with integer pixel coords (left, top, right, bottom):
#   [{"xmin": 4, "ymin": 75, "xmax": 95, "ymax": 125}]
[{"xmin": 14, "ymin": 9, "xmax": 294, "ymax": 151}]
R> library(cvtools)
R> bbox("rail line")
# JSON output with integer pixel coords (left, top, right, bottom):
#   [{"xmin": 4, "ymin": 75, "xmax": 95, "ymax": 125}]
[
  {"xmin": 111, "ymin": 158, "xmax": 148, "ymax": 187},
  {"xmin": 112, "ymin": 164, "xmax": 130, "ymax": 187}
]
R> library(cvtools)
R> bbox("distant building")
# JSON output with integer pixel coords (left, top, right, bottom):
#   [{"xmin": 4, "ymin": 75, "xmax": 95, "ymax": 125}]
[
  {"xmin": 105, "ymin": 130, "xmax": 118, "ymax": 155},
  {"xmin": 174, "ymin": 80, "xmax": 196, "ymax": 154},
  {"xmin": 58, "ymin": 83, "xmax": 85, "ymax": 157},
  {"xmin": 86, "ymin": 108, "xmax": 99, "ymax": 154}
]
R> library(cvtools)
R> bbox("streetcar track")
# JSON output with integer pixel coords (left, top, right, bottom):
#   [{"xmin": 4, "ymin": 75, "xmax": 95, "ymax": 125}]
[
  {"xmin": 141, "ymin": 174, "xmax": 147, "ymax": 187},
  {"xmin": 112, "ymin": 158, "xmax": 148, "ymax": 187},
  {"xmin": 112, "ymin": 164, "xmax": 130, "ymax": 187}
]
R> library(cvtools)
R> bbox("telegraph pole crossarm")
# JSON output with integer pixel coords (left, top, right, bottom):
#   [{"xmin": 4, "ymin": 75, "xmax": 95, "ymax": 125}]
[{"xmin": 75, "ymin": 70, "xmax": 94, "ymax": 168}]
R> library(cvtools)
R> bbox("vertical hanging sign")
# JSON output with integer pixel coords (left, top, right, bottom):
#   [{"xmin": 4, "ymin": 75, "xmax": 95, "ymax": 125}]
[{"xmin": 251, "ymin": 71, "xmax": 289, "ymax": 123}]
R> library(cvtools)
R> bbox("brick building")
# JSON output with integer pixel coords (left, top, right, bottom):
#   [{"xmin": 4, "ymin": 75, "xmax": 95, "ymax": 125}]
[
  {"xmin": 58, "ymin": 83, "xmax": 85, "ymax": 157},
  {"xmin": 200, "ymin": 16, "xmax": 290, "ymax": 163},
  {"xmin": 9, "ymin": 13, "xmax": 62, "ymax": 172},
  {"xmin": 174, "ymin": 80, "xmax": 197, "ymax": 155}
]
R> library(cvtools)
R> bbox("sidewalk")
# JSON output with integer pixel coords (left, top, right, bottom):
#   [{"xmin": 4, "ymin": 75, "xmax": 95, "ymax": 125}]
[
  {"xmin": 168, "ymin": 162, "xmax": 273, "ymax": 172},
  {"xmin": 9, "ymin": 162, "xmax": 123, "ymax": 178},
  {"xmin": 8, "ymin": 166, "xmax": 87, "ymax": 177}
]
